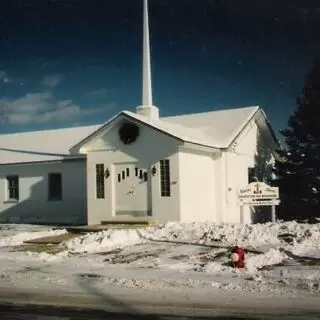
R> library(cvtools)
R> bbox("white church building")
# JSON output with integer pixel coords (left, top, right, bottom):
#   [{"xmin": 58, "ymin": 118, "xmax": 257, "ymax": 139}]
[{"xmin": 0, "ymin": 0, "xmax": 279, "ymax": 226}]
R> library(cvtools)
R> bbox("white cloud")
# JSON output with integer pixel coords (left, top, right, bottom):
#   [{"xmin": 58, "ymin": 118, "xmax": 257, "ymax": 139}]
[
  {"xmin": 84, "ymin": 88, "xmax": 111, "ymax": 99},
  {"xmin": 41, "ymin": 75, "xmax": 62, "ymax": 88},
  {"xmin": 0, "ymin": 71, "xmax": 6, "ymax": 79},
  {"xmin": 0, "ymin": 92, "xmax": 109, "ymax": 125},
  {"xmin": 0, "ymin": 70, "xmax": 10, "ymax": 83}
]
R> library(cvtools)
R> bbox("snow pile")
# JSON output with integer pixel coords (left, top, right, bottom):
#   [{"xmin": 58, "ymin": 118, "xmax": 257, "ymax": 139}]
[
  {"xmin": 0, "ymin": 228, "xmax": 67, "ymax": 247},
  {"xmin": 61, "ymin": 221, "xmax": 320, "ymax": 263},
  {"xmin": 0, "ymin": 224, "xmax": 53, "ymax": 232},
  {"xmin": 158, "ymin": 261, "xmax": 194, "ymax": 272},
  {"xmin": 290, "ymin": 226, "xmax": 320, "ymax": 258},
  {"xmin": 64, "ymin": 229, "xmax": 144, "ymax": 253},
  {"xmin": 27, "ymin": 250, "xmax": 69, "ymax": 262},
  {"xmin": 100, "ymin": 276, "xmax": 244, "ymax": 292},
  {"xmin": 245, "ymin": 249, "xmax": 287, "ymax": 272},
  {"xmin": 296, "ymin": 270, "xmax": 320, "ymax": 293},
  {"xmin": 146, "ymin": 221, "xmax": 320, "ymax": 253},
  {"xmin": 146, "ymin": 221, "xmax": 284, "ymax": 247},
  {"xmin": 204, "ymin": 262, "xmax": 230, "ymax": 273},
  {"xmin": 0, "ymin": 222, "xmax": 319, "ymax": 296}
]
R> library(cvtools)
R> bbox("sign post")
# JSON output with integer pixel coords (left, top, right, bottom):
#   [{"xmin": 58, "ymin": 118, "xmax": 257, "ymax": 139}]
[
  {"xmin": 240, "ymin": 205, "xmax": 244, "ymax": 225},
  {"xmin": 238, "ymin": 182, "xmax": 280, "ymax": 224},
  {"xmin": 271, "ymin": 205, "xmax": 276, "ymax": 223}
]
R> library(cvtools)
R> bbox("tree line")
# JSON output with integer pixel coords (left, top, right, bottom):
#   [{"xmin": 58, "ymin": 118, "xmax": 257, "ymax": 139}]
[{"xmin": 273, "ymin": 58, "xmax": 320, "ymax": 221}]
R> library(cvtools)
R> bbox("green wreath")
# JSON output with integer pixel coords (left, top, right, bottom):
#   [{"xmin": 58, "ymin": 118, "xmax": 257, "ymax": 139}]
[{"xmin": 118, "ymin": 122, "xmax": 140, "ymax": 145}]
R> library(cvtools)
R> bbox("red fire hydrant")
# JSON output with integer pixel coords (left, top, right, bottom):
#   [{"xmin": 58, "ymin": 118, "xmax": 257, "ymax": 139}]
[{"xmin": 231, "ymin": 246, "xmax": 245, "ymax": 268}]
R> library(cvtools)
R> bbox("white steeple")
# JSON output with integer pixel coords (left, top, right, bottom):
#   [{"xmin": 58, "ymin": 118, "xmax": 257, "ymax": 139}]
[{"xmin": 136, "ymin": 0, "xmax": 159, "ymax": 120}]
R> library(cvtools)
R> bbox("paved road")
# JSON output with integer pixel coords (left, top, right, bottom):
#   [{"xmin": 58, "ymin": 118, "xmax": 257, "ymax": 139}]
[
  {"xmin": 0, "ymin": 286, "xmax": 319, "ymax": 320},
  {"xmin": 0, "ymin": 302, "xmax": 320, "ymax": 320},
  {"xmin": 0, "ymin": 303, "xmax": 246, "ymax": 320},
  {"xmin": 0, "ymin": 303, "xmax": 163, "ymax": 319}
]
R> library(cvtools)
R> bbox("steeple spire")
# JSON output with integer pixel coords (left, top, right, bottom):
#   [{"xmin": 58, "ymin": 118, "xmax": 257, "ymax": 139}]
[
  {"xmin": 142, "ymin": 0, "xmax": 152, "ymax": 106},
  {"xmin": 136, "ymin": 0, "xmax": 159, "ymax": 120}
]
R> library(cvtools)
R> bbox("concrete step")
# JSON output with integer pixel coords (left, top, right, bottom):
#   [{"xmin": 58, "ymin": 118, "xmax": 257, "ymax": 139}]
[
  {"xmin": 66, "ymin": 223, "xmax": 154, "ymax": 234},
  {"xmin": 101, "ymin": 217, "xmax": 155, "ymax": 226},
  {"xmin": 23, "ymin": 233, "xmax": 78, "ymax": 245}
]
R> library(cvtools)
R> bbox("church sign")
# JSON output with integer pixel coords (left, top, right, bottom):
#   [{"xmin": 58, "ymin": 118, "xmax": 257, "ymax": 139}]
[
  {"xmin": 239, "ymin": 182, "xmax": 279, "ymax": 206},
  {"xmin": 238, "ymin": 182, "xmax": 280, "ymax": 224}
]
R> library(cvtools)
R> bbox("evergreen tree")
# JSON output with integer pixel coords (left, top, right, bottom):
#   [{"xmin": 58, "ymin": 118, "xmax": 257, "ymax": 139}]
[{"xmin": 273, "ymin": 58, "xmax": 320, "ymax": 220}]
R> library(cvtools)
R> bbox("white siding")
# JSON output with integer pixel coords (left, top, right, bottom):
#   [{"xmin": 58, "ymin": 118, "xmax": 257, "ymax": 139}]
[
  {"xmin": 179, "ymin": 150, "xmax": 216, "ymax": 222},
  {"xmin": 83, "ymin": 112, "xmax": 277, "ymax": 225},
  {"xmin": 0, "ymin": 160, "xmax": 87, "ymax": 224},
  {"xmin": 222, "ymin": 121, "xmax": 257, "ymax": 223},
  {"xmin": 214, "ymin": 152, "xmax": 227, "ymax": 224},
  {"xmin": 153, "ymin": 152, "xmax": 180, "ymax": 224},
  {"xmin": 222, "ymin": 117, "xmax": 276, "ymax": 224},
  {"xmin": 85, "ymin": 121, "xmax": 181, "ymax": 225}
]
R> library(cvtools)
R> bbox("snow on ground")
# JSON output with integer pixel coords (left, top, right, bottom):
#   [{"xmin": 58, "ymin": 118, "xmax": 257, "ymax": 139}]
[
  {"xmin": 62, "ymin": 221, "xmax": 320, "ymax": 272},
  {"xmin": 0, "ymin": 224, "xmax": 67, "ymax": 247},
  {"xmin": 0, "ymin": 221, "xmax": 319, "ymax": 300},
  {"xmin": 64, "ymin": 229, "xmax": 145, "ymax": 253},
  {"xmin": 145, "ymin": 221, "xmax": 320, "ymax": 253},
  {"xmin": 245, "ymin": 248, "xmax": 287, "ymax": 272},
  {"xmin": 63, "ymin": 220, "xmax": 320, "ymax": 256}
]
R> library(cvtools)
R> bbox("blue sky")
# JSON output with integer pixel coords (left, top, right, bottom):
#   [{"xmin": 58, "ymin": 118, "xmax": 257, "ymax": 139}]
[{"xmin": 0, "ymin": 0, "xmax": 319, "ymax": 137}]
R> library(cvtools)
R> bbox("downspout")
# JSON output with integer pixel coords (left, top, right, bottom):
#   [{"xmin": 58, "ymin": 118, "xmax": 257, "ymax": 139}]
[
  {"xmin": 224, "ymin": 151, "xmax": 229, "ymax": 221},
  {"xmin": 216, "ymin": 150, "xmax": 229, "ymax": 224}
]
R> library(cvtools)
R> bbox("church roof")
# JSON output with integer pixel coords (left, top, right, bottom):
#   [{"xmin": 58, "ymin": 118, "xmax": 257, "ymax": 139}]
[
  {"xmin": 0, "ymin": 125, "xmax": 99, "ymax": 165},
  {"xmin": 0, "ymin": 105, "xmax": 262, "ymax": 165},
  {"xmin": 71, "ymin": 105, "xmax": 261, "ymax": 152},
  {"xmin": 163, "ymin": 106, "xmax": 259, "ymax": 147},
  {"xmin": 128, "ymin": 105, "xmax": 260, "ymax": 149}
]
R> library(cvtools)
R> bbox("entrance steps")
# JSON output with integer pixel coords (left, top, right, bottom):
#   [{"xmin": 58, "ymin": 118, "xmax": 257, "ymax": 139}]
[
  {"xmin": 23, "ymin": 233, "xmax": 78, "ymax": 245},
  {"xmin": 101, "ymin": 216, "xmax": 155, "ymax": 226},
  {"xmin": 64, "ymin": 217, "xmax": 156, "ymax": 234}
]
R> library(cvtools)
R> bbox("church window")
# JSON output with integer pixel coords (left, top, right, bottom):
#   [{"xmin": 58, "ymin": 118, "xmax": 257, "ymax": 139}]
[
  {"xmin": 48, "ymin": 173, "xmax": 62, "ymax": 201},
  {"xmin": 160, "ymin": 159, "xmax": 171, "ymax": 197},
  {"xmin": 96, "ymin": 164, "xmax": 105, "ymax": 199},
  {"xmin": 6, "ymin": 175, "xmax": 19, "ymax": 201},
  {"xmin": 248, "ymin": 167, "xmax": 256, "ymax": 183}
]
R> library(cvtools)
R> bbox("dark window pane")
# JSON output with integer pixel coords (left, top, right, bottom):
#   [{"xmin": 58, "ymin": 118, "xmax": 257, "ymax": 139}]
[
  {"xmin": 96, "ymin": 164, "xmax": 105, "ymax": 199},
  {"xmin": 48, "ymin": 173, "xmax": 62, "ymax": 201},
  {"xmin": 7, "ymin": 175, "xmax": 19, "ymax": 200},
  {"xmin": 248, "ymin": 167, "xmax": 256, "ymax": 183},
  {"xmin": 160, "ymin": 159, "xmax": 171, "ymax": 197}
]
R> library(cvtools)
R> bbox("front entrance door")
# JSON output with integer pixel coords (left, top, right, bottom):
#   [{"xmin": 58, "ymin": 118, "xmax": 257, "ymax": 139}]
[{"xmin": 115, "ymin": 163, "xmax": 151, "ymax": 217}]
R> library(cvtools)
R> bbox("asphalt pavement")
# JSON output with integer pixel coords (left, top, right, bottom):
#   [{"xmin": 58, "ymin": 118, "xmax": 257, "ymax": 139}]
[
  {"xmin": 0, "ymin": 302, "xmax": 320, "ymax": 320},
  {"xmin": 0, "ymin": 285, "xmax": 319, "ymax": 320},
  {"xmin": 0, "ymin": 302, "xmax": 249, "ymax": 320}
]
